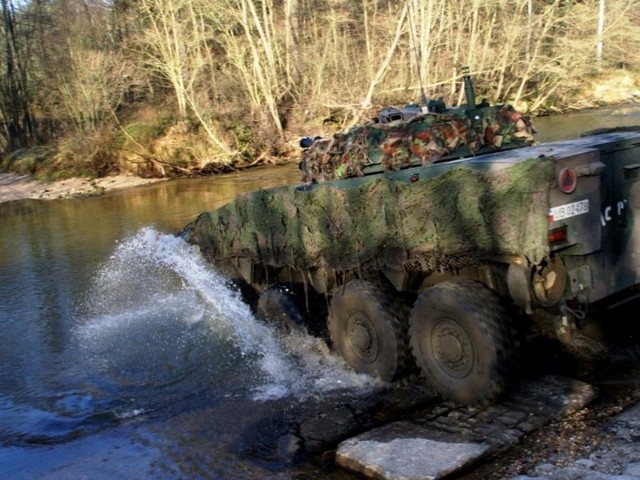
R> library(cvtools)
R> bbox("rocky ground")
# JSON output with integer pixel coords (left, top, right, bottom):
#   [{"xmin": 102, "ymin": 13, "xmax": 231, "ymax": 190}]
[
  {"xmin": 465, "ymin": 380, "xmax": 640, "ymax": 480},
  {"xmin": 319, "ymin": 316, "xmax": 640, "ymax": 480},
  {"xmin": 317, "ymin": 371, "xmax": 640, "ymax": 480},
  {"xmin": 506, "ymin": 401, "xmax": 640, "ymax": 480},
  {"xmin": 442, "ymin": 344, "xmax": 640, "ymax": 480},
  {"xmin": 0, "ymin": 172, "xmax": 164, "ymax": 203},
  {"xmin": 332, "ymin": 375, "xmax": 599, "ymax": 479}
]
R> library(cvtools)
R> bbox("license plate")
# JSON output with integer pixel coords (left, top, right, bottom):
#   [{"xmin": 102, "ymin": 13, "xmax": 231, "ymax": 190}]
[{"xmin": 550, "ymin": 199, "xmax": 589, "ymax": 221}]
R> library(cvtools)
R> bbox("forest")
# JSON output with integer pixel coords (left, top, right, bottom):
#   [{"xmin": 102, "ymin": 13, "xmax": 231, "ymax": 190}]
[{"xmin": 1, "ymin": 0, "xmax": 639, "ymax": 180}]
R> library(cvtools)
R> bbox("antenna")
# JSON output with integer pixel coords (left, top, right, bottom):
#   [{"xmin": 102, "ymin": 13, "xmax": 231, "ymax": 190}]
[
  {"xmin": 460, "ymin": 65, "xmax": 476, "ymax": 108},
  {"xmin": 408, "ymin": 12, "xmax": 428, "ymax": 106}
]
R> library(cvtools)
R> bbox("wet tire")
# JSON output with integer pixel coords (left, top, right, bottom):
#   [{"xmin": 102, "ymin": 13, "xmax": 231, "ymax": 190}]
[
  {"xmin": 409, "ymin": 280, "xmax": 518, "ymax": 406},
  {"xmin": 226, "ymin": 278, "xmax": 260, "ymax": 313},
  {"xmin": 257, "ymin": 284, "xmax": 306, "ymax": 334},
  {"xmin": 329, "ymin": 280, "xmax": 410, "ymax": 381}
]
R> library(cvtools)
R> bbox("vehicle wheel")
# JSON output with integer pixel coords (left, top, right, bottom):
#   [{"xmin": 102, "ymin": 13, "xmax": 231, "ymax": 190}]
[
  {"xmin": 257, "ymin": 284, "xmax": 307, "ymax": 334},
  {"xmin": 226, "ymin": 277, "xmax": 260, "ymax": 312},
  {"xmin": 329, "ymin": 280, "xmax": 410, "ymax": 381},
  {"xmin": 409, "ymin": 280, "xmax": 518, "ymax": 406}
]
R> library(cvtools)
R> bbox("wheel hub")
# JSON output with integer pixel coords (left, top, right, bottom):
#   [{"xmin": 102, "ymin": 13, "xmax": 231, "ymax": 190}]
[
  {"xmin": 431, "ymin": 319, "xmax": 473, "ymax": 378},
  {"xmin": 346, "ymin": 312, "xmax": 379, "ymax": 363}
]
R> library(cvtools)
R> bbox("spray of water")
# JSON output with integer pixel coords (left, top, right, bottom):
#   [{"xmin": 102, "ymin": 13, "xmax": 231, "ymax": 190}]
[{"xmin": 77, "ymin": 228, "xmax": 378, "ymax": 403}]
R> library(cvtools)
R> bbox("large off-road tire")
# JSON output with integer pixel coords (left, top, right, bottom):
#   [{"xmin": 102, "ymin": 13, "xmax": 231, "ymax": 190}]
[
  {"xmin": 257, "ymin": 284, "xmax": 307, "ymax": 334},
  {"xmin": 409, "ymin": 280, "xmax": 518, "ymax": 406},
  {"xmin": 329, "ymin": 280, "xmax": 410, "ymax": 381}
]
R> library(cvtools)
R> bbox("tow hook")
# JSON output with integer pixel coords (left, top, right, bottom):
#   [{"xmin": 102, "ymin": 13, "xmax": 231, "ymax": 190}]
[{"xmin": 555, "ymin": 303, "xmax": 607, "ymax": 358}]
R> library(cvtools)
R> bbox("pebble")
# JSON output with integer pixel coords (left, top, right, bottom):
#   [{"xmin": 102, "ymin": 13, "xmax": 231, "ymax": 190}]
[{"xmin": 510, "ymin": 403, "xmax": 640, "ymax": 480}]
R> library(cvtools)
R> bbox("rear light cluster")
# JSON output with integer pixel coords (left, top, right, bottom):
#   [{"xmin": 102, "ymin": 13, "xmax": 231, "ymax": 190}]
[
  {"xmin": 548, "ymin": 226, "xmax": 568, "ymax": 246},
  {"xmin": 548, "ymin": 167, "xmax": 577, "ymax": 246}
]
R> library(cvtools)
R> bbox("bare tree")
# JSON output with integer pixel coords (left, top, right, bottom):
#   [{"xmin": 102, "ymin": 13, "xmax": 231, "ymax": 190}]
[
  {"xmin": 3, "ymin": 0, "xmax": 640, "ymax": 168},
  {"xmin": 360, "ymin": 3, "xmax": 408, "ymax": 111},
  {"xmin": 134, "ymin": 0, "xmax": 231, "ymax": 156},
  {"xmin": 0, "ymin": 0, "xmax": 35, "ymax": 150},
  {"xmin": 55, "ymin": 50, "xmax": 131, "ymax": 132},
  {"xmin": 596, "ymin": 0, "xmax": 605, "ymax": 70},
  {"xmin": 208, "ymin": 0, "xmax": 300, "ymax": 139}
]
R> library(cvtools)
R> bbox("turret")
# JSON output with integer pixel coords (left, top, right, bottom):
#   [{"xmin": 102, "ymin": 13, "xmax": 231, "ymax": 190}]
[{"xmin": 298, "ymin": 70, "xmax": 536, "ymax": 183}]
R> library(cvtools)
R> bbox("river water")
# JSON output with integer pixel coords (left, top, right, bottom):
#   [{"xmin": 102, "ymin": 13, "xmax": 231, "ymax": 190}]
[{"xmin": 1, "ymin": 105, "xmax": 639, "ymax": 479}]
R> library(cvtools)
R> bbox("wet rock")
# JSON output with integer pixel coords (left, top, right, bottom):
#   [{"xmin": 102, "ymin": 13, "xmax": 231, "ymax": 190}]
[
  {"xmin": 338, "ymin": 435, "xmax": 489, "ymax": 480},
  {"xmin": 277, "ymin": 432, "xmax": 303, "ymax": 460},
  {"xmin": 295, "ymin": 383, "xmax": 437, "ymax": 454},
  {"xmin": 236, "ymin": 382, "xmax": 437, "ymax": 464},
  {"xmin": 298, "ymin": 404, "xmax": 367, "ymax": 452},
  {"xmin": 624, "ymin": 463, "xmax": 640, "ymax": 476},
  {"xmin": 575, "ymin": 459, "xmax": 597, "ymax": 469}
]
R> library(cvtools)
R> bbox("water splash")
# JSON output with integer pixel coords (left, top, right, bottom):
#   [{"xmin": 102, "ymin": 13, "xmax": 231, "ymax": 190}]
[{"xmin": 77, "ymin": 228, "xmax": 378, "ymax": 404}]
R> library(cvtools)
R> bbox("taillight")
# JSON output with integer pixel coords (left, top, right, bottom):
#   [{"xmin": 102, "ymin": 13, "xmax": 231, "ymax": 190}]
[{"xmin": 548, "ymin": 226, "xmax": 568, "ymax": 245}]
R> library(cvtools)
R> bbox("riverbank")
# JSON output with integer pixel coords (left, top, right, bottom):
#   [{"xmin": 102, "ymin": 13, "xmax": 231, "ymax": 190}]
[
  {"xmin": 3, "ymin": 100, "xmax": 639, "ymax": 206},
  {"xmin": 0, "ymin": 173, "xmax": 165, "ymax": 203}
]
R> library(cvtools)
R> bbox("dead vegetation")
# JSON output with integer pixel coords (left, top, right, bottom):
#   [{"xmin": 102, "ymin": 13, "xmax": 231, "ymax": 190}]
[{"xmin": 1, "ymin": 0, "xmax": 639, "ymax": 180}]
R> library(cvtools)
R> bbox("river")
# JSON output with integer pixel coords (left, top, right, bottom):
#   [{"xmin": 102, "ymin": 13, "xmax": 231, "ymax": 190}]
[{"xmin": 1, "ymin": 105, "xmax": 639, "ymax": 479}]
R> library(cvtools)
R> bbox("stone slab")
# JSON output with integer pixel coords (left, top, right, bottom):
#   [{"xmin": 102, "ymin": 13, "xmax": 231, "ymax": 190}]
[
  {"xmin": 336, "ymin": 376, "xmax": 598, "ymax": 480},
  {"xmin": 338, "ymin": 434, "xmax": 489, "ymax": 480}
]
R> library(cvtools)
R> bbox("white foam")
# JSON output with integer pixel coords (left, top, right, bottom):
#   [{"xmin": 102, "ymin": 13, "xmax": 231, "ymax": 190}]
[{"xmin": 77, "ymin": 228, "xmax": 380, "ymax": 400}]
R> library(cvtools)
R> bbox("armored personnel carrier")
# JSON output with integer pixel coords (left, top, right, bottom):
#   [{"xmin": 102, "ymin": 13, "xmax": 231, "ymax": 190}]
[{"xmin": 181, "ymin": 74, "xmax": 640, "ymax": 406}]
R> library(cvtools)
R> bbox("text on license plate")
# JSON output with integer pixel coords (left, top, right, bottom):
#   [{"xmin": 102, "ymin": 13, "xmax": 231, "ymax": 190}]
[{"xmin": 550, "ymin": 199, "xmax": 589, "ymax": 221}]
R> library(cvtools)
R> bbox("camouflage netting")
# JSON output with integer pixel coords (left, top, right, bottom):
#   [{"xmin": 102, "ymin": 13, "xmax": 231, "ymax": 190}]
[
  {"xmin": 300, "ymin": 106, "xmax": 536, "ymax": 183},
  {"xmin": 182, "ymin": 157, "xmax": 555, "ymax": 275}
]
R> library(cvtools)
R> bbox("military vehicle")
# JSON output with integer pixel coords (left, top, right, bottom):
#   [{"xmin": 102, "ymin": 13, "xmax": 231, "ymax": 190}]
[{"xmin": 181, "ymin": 73, "xmax": 640, "ymax": 406}]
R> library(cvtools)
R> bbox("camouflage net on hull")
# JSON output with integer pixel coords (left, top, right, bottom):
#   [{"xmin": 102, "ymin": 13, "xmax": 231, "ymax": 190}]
[
  {"xmin": 300, "ymin": 106, "xmax": 536, "ymax": 183},
  {"xmin": 182, "ymin": 158, "xmax": 554, "ymax": 275}
]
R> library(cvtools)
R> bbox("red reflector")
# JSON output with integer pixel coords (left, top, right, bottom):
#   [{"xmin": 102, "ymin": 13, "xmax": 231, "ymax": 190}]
[
  {"xmin": 558, "ymin": 168, "xmax": 577, "ymax": 194},
  {"xmin": 548, "ymin": 226, "xmax": 568, "ymax": 245}
]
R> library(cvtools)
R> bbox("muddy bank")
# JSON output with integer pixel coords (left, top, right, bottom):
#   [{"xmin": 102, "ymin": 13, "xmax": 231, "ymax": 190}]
[{"xmin": 0, "ymin": 173, "xmax": 165, "ymax": 203}]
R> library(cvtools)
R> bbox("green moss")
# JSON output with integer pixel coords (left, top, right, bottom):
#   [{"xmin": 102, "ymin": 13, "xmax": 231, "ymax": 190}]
[
  {"xmin": 122, "ymin": 116, "xmax": 173, "ymax": 143},
  {"xmin": 2, "ymin": 147, "xmax": 56, "ymax": 175}
]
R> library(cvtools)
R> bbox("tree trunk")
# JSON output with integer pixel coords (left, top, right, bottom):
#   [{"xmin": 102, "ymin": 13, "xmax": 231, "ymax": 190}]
[
  {"xmin": 0, "ymin": 0, "xmax": 34, "ymax": 150},
  {"xmin": 596, "ymin": 0, "xmax": 605, "ymax": 70}
]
